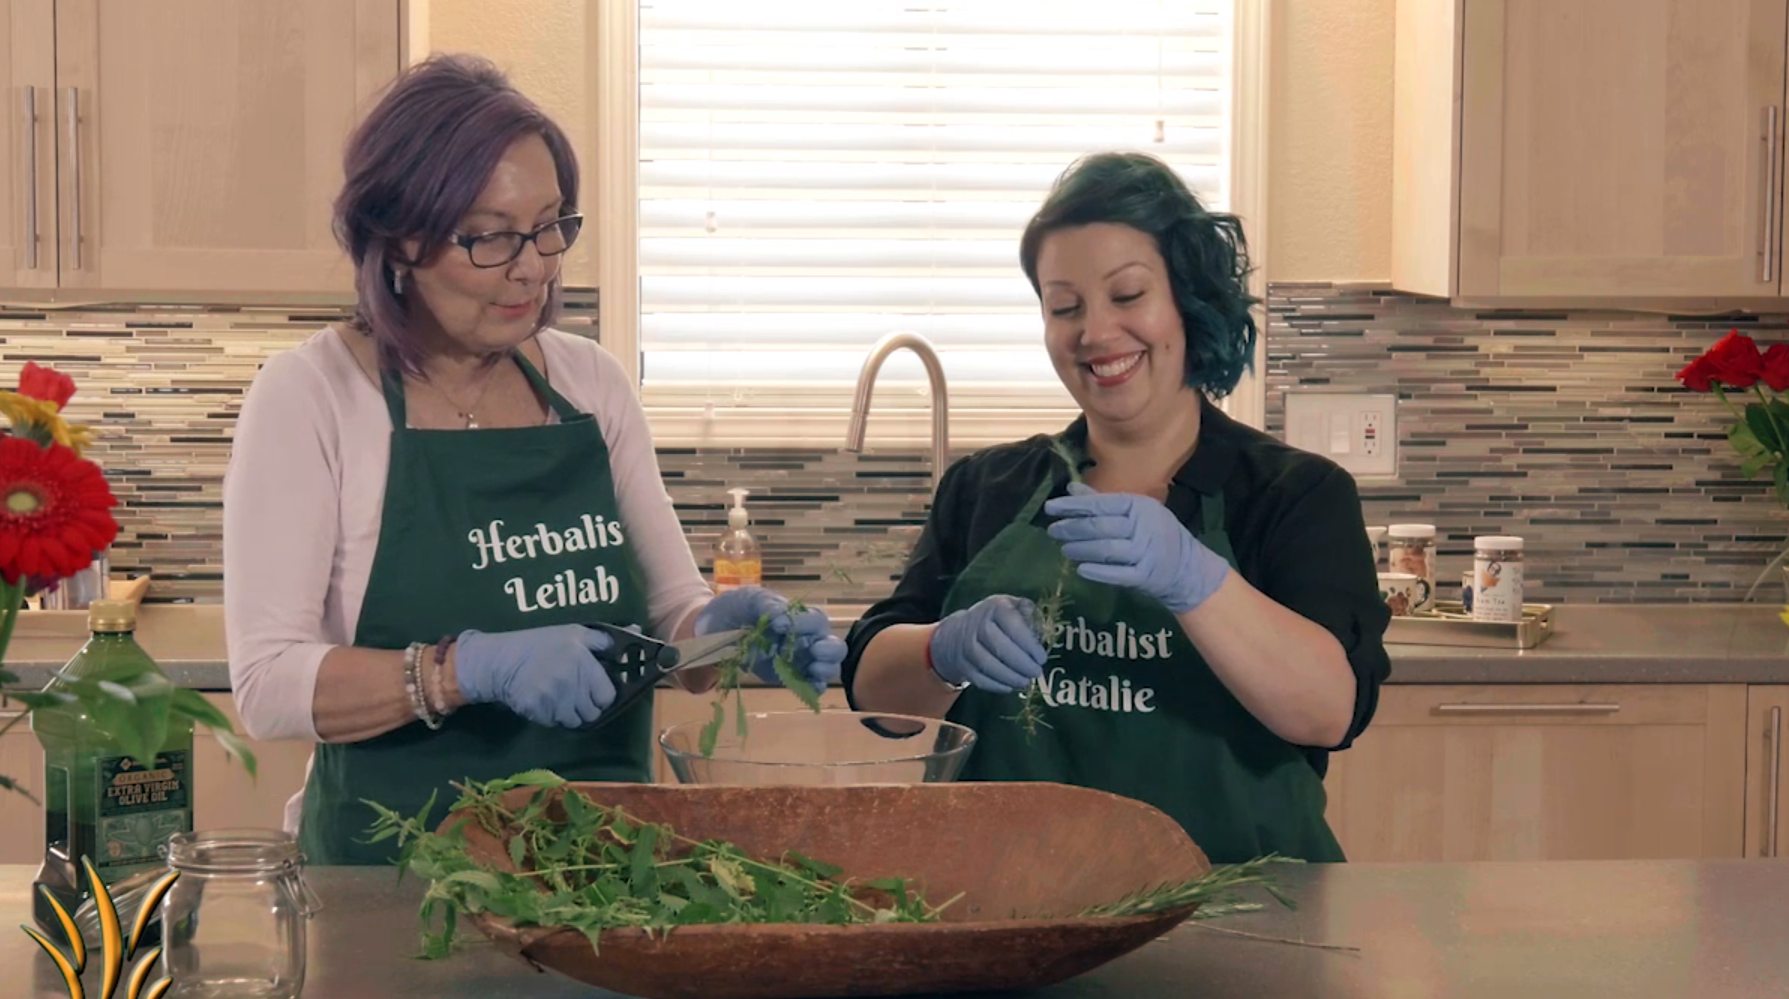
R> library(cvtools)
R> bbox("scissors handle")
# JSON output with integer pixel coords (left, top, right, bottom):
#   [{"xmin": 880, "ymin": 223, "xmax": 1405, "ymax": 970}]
[{"xmin": 585, "ymin": 622, "xmax": 681, "ymax": 729}]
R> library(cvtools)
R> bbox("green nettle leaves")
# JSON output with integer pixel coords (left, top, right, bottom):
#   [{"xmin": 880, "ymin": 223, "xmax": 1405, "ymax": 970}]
[
  {"xmin": 699, "ymin": 601, "xmax": 824, "ymax": 758},
  {"xmin": 361, "ymin": 771, "xmax": 1298, "ymax": 961}
]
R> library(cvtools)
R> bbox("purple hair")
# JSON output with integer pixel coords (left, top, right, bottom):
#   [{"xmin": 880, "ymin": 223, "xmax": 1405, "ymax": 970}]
[{"xmin": 333, "ymin": 53, "xmax": 580, "ymax": 375}]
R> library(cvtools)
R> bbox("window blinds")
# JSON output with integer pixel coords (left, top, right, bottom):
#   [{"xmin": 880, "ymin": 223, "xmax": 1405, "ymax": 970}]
[{"xmin": 636, "ymin": 1, "xmax": 1235, "ymax": 441}]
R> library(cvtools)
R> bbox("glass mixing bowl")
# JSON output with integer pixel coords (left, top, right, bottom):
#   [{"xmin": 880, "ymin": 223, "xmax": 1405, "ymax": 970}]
[{"xmin": 659, "ymin": 710, "xmax": 976, "ymax": 785}]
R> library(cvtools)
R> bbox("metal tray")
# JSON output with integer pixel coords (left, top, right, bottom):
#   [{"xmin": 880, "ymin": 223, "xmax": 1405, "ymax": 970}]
[{"xmin": 1384, "ymin": 601, "xmax": 1555, "ymax": 649}]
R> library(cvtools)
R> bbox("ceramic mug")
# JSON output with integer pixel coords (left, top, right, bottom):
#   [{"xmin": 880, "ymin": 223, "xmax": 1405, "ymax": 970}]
[{"xmin": 1377, "ymin": 571, "xmax": 1420, "ymax": 617}]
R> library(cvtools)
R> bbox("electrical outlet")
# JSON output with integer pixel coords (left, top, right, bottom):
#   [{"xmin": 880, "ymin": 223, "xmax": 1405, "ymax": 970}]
[{"xmin": 1282, "ymin": 391, "xmax": 1397, "ymax": 478}]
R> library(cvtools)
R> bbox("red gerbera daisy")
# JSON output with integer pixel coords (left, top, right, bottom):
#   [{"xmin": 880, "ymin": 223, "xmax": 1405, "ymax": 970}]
[{"xmin": 0, "ymin": 436, "xmax": 117, "ymax": 584}]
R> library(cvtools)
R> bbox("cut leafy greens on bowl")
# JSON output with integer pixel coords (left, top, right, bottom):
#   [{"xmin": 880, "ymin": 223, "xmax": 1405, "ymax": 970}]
[{"xmin": 361, "ymin": 772, "xmax": 1298, "ymax": 999}]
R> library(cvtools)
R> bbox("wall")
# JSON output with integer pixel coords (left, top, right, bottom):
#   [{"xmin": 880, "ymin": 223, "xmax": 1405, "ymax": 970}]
[
  {"xmin": 1267, "ymin": 283, "xmax": 1788, "ymax": 603},
  {"xmin": 24, "ymin": 301, "xmax": 931, "ymax": 607}
]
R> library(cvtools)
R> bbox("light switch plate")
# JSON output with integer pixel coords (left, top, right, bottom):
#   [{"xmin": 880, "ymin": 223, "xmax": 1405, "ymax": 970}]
[{"xmin": 1282, "ymin": 391, "xmax": 1398, "ymax": 478}]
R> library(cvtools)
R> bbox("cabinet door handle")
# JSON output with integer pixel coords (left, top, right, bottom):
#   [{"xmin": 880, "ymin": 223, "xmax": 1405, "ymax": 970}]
[
  {"xmin": 1432, "ymin": 702, "xmax": 1621, "ymax": 716},
  {"xmin": 1765, "ymin": 106, "xmax": 1781, "ymax": 284},
  {"xmin": 1769, "ymin": 706, "xmax": 1782, "ymax": 860},
  {"xmin": 22, "ymin": 85, "xmax": 37, "ymax": 270},
  {"xmin": 64, "ymin": 87, "xmax": 80, "ymax": 271}
]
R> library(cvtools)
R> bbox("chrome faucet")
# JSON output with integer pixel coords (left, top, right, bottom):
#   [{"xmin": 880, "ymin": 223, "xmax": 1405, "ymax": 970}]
[{"xmin": 845, "ymin": 331, "xmax": 949, "ymax": 493}]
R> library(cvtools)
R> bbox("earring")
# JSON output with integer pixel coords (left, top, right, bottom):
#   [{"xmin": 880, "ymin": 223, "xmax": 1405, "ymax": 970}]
[{"xmin": 392, "ymin": 268, "xmax": 406, "ymax": 295}]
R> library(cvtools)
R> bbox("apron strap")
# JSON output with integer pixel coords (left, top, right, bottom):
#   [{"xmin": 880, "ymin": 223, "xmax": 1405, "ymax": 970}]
[
  {"xmin": 377, "ymin": 349, "xmax": 587, "ymax": 429},
  {"xmin": 378, "ymin": 366, "xmax": 409, "ymax": 429},
  {"xmin": 514, "ymin": 351, "xmax": 586, "ymax": 423},
  {"xmin": 1195, "ymin": 488, "xmax": 1239, "ymax": 570}
]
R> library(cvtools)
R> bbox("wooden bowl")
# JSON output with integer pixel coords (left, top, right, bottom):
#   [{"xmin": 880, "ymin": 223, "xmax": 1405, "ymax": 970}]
[{"xmin": 446, "ymin": 781, "xmax": 1210, "ymax": 998}]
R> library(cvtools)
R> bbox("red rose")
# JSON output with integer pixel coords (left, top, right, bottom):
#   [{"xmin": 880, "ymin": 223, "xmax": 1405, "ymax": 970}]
[
  {"xmin": 1702, "ymin": 331, "xmax": 1766, "ymax": 389},
  {"xmin": 1677, "ymin": 354, "xmax": 1718, "ymax": 391},
  {"xmin": 1762, "ymin": 344, "xmax": 1789, "ymax": 392},
  {"xmin": 18, "ymin": 361, "xmax": 75, "ymax": 409}
]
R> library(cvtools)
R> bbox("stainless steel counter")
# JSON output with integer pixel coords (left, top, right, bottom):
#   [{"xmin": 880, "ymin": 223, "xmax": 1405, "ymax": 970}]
[
  {"xmin": 2, "ymin": 602, "xmax": 1787, "ymax": 693},
  {"xmin": 4, "ymin": 859, "xmax": 1787, "ymax": 998}
]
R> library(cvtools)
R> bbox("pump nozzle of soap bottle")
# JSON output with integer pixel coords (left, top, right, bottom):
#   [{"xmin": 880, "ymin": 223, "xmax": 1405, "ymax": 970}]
[{"xmin": 714, "ymin": 487, "xmax": 762, "ymax": 592}]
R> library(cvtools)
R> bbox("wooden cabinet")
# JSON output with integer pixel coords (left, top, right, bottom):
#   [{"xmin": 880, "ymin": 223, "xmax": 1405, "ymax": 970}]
[
  {"xmin": 0, "ymin": 698, "xmax": 44, "ymax": 864},
  {"xmin": 1324, "ymin": 684, "xmax": 1750, "ymax": 862},
  {"xmin": 1393, "ymin": 0, "xmax": 1789, "ymax": 305},
  {"xmin": 0, "ymin": 0, "xmax": 402, "ymax": 300},
  {"xmin": 192, "ymin": 693, "xmax": 314, "ymax": 834},
  {"xmin": 1745, "ymin": 685, "xmax": 1787, "ymax": 858}
]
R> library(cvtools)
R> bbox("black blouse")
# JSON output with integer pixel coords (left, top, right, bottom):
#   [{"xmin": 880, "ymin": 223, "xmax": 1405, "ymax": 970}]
[{"xmin": 841, "ymin": 396, "xmax": 1394, "ymax": 778}]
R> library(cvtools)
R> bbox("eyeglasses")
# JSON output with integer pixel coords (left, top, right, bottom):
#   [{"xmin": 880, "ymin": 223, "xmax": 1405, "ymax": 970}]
[{"xmin": 451, "ymin": 213, "xmax": 584, "ymax": 268}]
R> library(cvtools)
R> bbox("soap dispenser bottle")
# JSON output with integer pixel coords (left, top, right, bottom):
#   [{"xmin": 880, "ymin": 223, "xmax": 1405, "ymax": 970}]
[{"xmin": 713, "ymin": 487, "xmax": 762, "ymax": 592}]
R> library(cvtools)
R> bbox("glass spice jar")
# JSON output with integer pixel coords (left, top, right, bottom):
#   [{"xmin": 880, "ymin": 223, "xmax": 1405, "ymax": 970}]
[
  {"xmin": 159, "ymin": 828, "xmax": 322, "ymax": 998},
  {"xmin": 1472, "ymin": 535, "xmax": 1526, "ymax": 623},
  {"xmin": 1385, "ymin": 524, "xmax": 1438, "ymax": 613}
]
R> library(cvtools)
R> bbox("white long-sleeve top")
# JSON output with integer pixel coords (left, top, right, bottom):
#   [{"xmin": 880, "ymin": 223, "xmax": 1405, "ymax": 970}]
[{"xmin": 222, "ymin": 327, "xmax": 713, "ymax": 745}]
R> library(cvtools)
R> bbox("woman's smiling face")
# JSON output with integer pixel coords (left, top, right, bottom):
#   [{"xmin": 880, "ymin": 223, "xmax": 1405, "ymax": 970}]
[{"xmin": 1036, "ymin": 222, "xmax": 1191, "ymax": 430}]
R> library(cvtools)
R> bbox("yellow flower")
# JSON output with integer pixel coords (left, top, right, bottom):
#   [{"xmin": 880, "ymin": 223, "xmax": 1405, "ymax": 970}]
[
  {"xmin": 1780, "ymin": 606, "xmax": 1789, "ymax": 629},
  {"xmin": 0, "ymin": 391, "xmax": 94, "ymax": 454}
]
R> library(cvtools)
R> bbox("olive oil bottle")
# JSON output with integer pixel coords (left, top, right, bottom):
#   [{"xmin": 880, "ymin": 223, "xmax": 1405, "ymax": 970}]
[{"xmin": 31, "ymin": 599, "xmax": 193, "ymax": 946}]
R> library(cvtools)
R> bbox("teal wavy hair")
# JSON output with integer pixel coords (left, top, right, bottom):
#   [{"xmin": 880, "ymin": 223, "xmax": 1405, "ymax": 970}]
[{"xmin": 1018, "ymin": 151, "xmax": 1259, "ymax": 398}]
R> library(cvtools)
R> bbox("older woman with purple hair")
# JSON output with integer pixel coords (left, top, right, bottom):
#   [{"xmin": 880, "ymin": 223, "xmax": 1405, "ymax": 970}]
[{"xmin": 221, "ymin": 54, "xmax": 844, "ymax": 865}]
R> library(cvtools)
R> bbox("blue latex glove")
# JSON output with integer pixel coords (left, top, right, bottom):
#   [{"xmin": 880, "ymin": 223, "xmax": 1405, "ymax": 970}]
[
  {"xmin": 454, "ymin": 624, "xmax": 617, "ymax": 728},
  {"xmin": 1044, "ymin": 482, "xmax": 1230, "ymax": 614},
  {"xmin": 695, "ymin": 586, "xmax": 846, "ymax": 689},
  {"xmin": 927, "ymin": 594, "xmax": 1049, "ymax": 694}
]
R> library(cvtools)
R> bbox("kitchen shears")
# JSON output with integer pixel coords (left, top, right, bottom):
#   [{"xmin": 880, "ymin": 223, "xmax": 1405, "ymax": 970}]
[{"xmin": 584, "ymin": 622, "xmax": 749, "ymax": 726}]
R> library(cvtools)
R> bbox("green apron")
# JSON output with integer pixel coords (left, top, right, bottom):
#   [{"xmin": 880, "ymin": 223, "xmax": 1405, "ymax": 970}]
[
  {"xmin": 943, "ymin": 470, "xmax": 1346, "ymax": 864},
  {"xmin": 298, "ymin": 352, "xmax": 655, "ymax": 865}
]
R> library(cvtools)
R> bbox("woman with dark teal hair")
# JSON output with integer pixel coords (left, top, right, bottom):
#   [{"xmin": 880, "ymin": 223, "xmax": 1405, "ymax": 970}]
[{"xmin": 843, "ymin": 151, "xmax": 1391, "ymax": 864}]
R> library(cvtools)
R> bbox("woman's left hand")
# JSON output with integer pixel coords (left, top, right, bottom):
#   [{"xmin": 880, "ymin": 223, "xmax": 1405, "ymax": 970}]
[
  {"xmin": 1044, "ymin": 483, "xmax": 1230, "ymax": 614},
  {"xmin": 696, "ymin": 585, "xmax": 846, "ymax": 688}
]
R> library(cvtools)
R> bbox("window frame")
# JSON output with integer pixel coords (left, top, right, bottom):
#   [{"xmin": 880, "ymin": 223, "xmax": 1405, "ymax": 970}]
[{"xmin": 592, "ymin": 0, "xmax": 1272, "ymax": 446}]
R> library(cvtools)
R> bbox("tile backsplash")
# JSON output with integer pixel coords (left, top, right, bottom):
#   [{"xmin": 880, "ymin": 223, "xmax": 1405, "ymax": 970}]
[
  {"xmin": 6, "ymin": 295, "xmax": 937, "ymax": 606},
  {"xmin": 1267, "ymin": 282, "xmax": 1789, "ymax": 603},
  {"xmin": 6, "ymin": 281, "xmax": 1784, "ymax": 608}
]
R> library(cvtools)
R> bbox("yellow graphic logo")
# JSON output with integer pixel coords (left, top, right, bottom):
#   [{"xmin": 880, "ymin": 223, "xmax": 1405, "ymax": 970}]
[{"xmin": 21, "ymin": 857, "xmax": 180, "ymax": 999}]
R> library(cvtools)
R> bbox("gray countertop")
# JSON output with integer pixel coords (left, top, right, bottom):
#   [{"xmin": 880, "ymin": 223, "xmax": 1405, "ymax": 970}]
[
  {"xmin": 4, "ymin": 859, "xmax": 1788, "ymax": 998},
  {"xmin": 2, "ymin": 602, "xmax": 1787, "ymax": 694}
]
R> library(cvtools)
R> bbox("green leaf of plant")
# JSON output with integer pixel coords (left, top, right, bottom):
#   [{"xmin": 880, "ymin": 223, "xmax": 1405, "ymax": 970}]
[
  {"xmin": 90, "ymin": 684, "xmax": 171, "ymax": 769},
  {"xmin": 1730, "ymin": 421, "xmax": 1766, "ymax": 456},
  {"xmin": 786, "ymin": 850, "xmax": 843, "ymax": 881},
  {"xmin": 211, "ymin": 730, "xmax": 258, "ymax": 780},
  {"xmin": 508, "ymin": 834, "xmax": 527, "ymax": 869},
  {"xmin": 499, "ymin": 769, "xmax": 567, "ymax": 790},
  {"xmin": 168, "ymin": 688, "xmax": 232, "ymax": 730},
  {"xmin": 631, "ymin": 825, "xmax": 659, "ymax": 896},
  {"xmin": 1743, "ymin": 452, "xmax": 1774, "ymax": 479},
  {"xmin": 1747, "ymin": 403, "xmax": 1782, "ymax": 454},
  {"xmin": 1774, "ymin": 459, "xmax": 1789, "ymax": 507},
  {"xmin": 700, "ymin": 698, "xmax": 724, "ymax": 757}
]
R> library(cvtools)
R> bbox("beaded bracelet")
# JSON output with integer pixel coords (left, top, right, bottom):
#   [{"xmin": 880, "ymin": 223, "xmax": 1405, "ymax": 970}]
[
  {"xmin": 403, "ymin": 641, "xmax": 444, "ymax": 730},
  {"xmin": 424, "ymin": 634, "xmax": 458, "ymax": 720}
]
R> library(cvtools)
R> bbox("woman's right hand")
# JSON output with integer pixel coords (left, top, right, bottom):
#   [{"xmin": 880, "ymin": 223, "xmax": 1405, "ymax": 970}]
[
  {"xmin": 452, "ymin": 625, "xmax": 617, "ymax": 728},
  {"xmin": 927, "ymin": 595, "xmax": 1049, "ymax": 694}
]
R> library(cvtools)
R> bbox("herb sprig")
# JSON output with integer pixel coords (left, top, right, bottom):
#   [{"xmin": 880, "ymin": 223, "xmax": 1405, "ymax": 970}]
[
  {"xmin": 1007, "ymin": 436, "xmax": 1087, "ymax": 736},
  {"xmin": 362, "ymin": 771, "xmax": 954, "ymax": 959},
  {"xmin": 697, "ymin": 598, "xmax": 825, "ymax": 757}
]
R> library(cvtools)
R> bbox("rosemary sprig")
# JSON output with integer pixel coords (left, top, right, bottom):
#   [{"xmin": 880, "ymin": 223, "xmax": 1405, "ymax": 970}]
[
  {"xmin": 1006, "ymin": 435, "xmax": 1089, "ymax": 738},
  {"xmin": 1077, "ymin": 854, "xmax": 1299, "ymax": 918}
]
